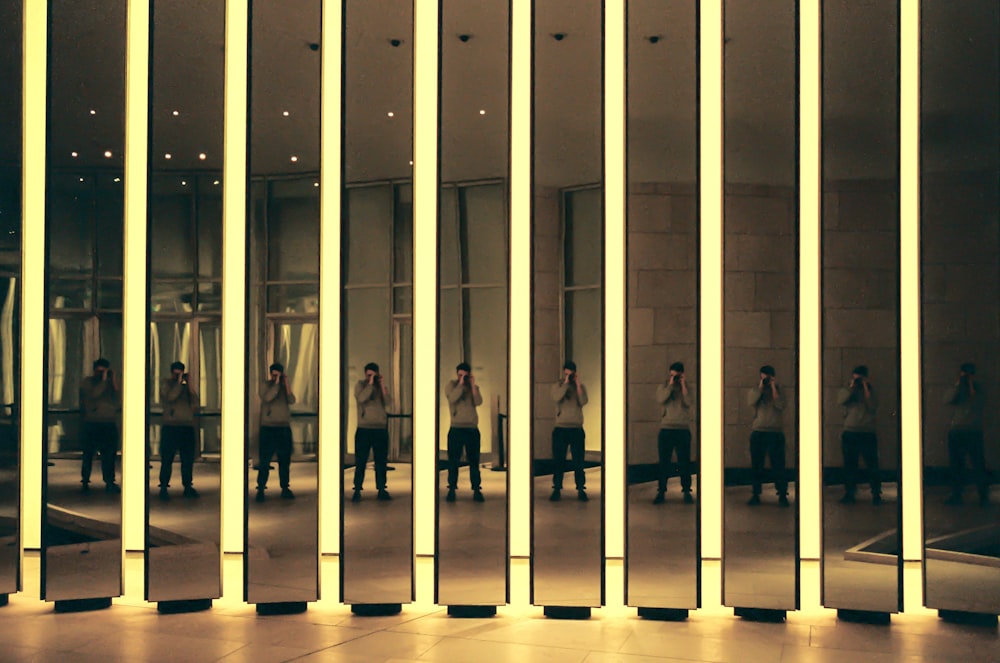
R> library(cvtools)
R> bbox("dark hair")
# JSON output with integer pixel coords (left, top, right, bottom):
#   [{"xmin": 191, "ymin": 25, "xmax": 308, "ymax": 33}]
[
  {"xmin": 93, "ymin": 358, "xmax": 110, "ymax": 370},
  {"xmin": 563, "ymin": 360, "xmax": 577, "ymax": 372},
  {"xmin": 852, "ymin": 365, "xmax": 868, "ymax": 377},
  {"xmin": 170, "ymin": 361, "xmax": 186, "ymax": 372},
  {"xmin": 364, "ymin": 362, "xmax": 380, "ymax": 373},
  {"xmin": 961, "ymin": 362, "xmax": 976, "ymax": 375},
  {"xmin": 670, "ymin": 361, "xmax": 685, "ymax": 373},
  {"xmin": 760, "ymin": 365, "xmax": 776, "ymax": 377},
  {"xmin": 269, "ymin": 363, "xmax": 284, "ymax": 373},
  {"xmin": 456, "ymin": 361, "xmax": 471, "ymax": 373}
]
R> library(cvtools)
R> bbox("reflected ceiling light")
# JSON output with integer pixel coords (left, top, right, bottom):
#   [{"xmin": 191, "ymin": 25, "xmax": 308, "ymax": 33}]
[
  {"xmin": 89, "ymin": 109, "xmax": 97, "ymax": 115},
  {"xmin": 181, "ymin": 180, "xmax": 188, "ymax": 186},
  {"xmin": 387, "ymin": 111, "xmax": 395, "ymax": 117},
  {"xmin": 290, "ymin": 155, "xmax": 298, "ymax": 162},
  {"xmin": 164, "ymin": 153, "xmax": 172, "ymax": 159},
  {"xmin": 172, "ymin": 110, "xmax": 180, "ymax": 116},
  {"xmin": 313, "ymin": 182, "xmax": 319, "ymax": 187},
  {"xmin": 71, "ymin": 151, "xmax": 78, "ymax": 157},
  {"xmin": 198, "ymin": 153, "xmax": 207, "ymax": 160},
  {"xmin": 213, "ymin": 180, "xmax": 220, "ymax": 185},
  {"xmin": 282, "ymin": 111, "xmax": 290, "ymax": 117},
  {"xmin": 409, "ymin": 160, "xmax": 414, "ymax": 166},
  {"xmin": 479, "ymin": 109, "xmax": 486, "ymax": 115},
  {"xmin": 114, "ymin": 177, "xmax": 121, "ymax": 183},
  {"xmin": 79, "ymin": 177, "xmax": 85, "ymax": 182},
  {"xmin": 104, "ymin": 150, "xmax": 112, "ymax": 158}
]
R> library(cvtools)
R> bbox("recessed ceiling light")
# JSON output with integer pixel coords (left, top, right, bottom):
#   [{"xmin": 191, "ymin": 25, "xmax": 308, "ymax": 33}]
[
  {"xmin": 89, "ymin": 109, "xmax": 96, "ymax": 115},
  {"xmin": 79, "ymin": 177, "xmax": 85, "ymax": 182},
  {"xmin": 165, "ymin": 153, "xmax": 172, "ymax": 159},
  {"xmin": 104, "ymin": 150, "xmax": 112, "ymax": 158},
  {"xmin": 198, "ymin": 153, "xmax": 207, "ymax": 160},
  {"xmin": 71, "ymin": 151, "xmax": 78, "ymax": 157},
  {"xmin": 479, "ymin": 109, "xmax": 486, "ymax": 115},
  {"xmin": 282, "ymin": 111, "xmax": 290, "ymax": 117},
  {"xmin": 114, "ymin": 177, "xmax": 121, "ymax": 183},
  {"xmin": 290, "ymin": 156, "xmax": 298, "ymax": 162},
  {"xmin": 313, "ymin": 182, "xmax": 319, "ymax": 187},
  {"xmin": 181, "ymin": 180, "xmax": 187, "ymax": 186},
  {"xmin": 409, "ymin": 160, "xmax": 414, "ymax": 166},
  {"xmin": 213, "ymin": 180, "xmax": 220, "ymax": 185},
  {"xmin": 172, "ymin": 110, "xmax": 180, "ymax": 116},
  {"xmin": 387, "ymin": 111, "xmax": 394, "ymax": 118}
]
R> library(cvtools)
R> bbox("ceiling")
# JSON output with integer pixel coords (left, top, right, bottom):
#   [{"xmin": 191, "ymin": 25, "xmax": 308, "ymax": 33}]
[{"xmin": 2, "ymin": 0, "xmax": 997, "ymax": 187}]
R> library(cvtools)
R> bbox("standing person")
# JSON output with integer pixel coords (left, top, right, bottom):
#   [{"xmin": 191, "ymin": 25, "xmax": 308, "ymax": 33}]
[
  {"xmin": 944, "ymin": 362, "xmax": 989, "ymax": 505},
  {"xmin": 353, "ymin": 362, "xmax": 392, "ymax": 502},
  {"xmin": 79, "ymin": 358, "xmax": 121, "ymax": 493},
  {"xmin": 837, "ymin": 365, "xmax": 881, "ymax": 505},
  {"xmin": 256, "ymin": 362, "xmax": 296, "ymax": 502},
  {"xmin": 550, "ymin": 360, "xmax": 589, "ymax": 502},
  {"xmin": 158, "ymin": 361, "xmax": 200, "ymax": 500},
  {"xmin": 654, "ymin": 362, "xmax": 694, "ymax": 504},
  {"xmin": 745, "ymin": 365, "xmax": 789, "ymax": 507},
  {"xmin": 445, "ymin": 362, "xmax": 484, "ymax": 503}
]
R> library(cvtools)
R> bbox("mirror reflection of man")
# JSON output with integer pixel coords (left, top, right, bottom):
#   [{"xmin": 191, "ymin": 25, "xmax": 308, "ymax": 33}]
[
  {"xmin": 256, "ymin": 362, "xmax": 296, "ymax": 502},
  {"xmin": 746, "ymin": 365, "xmax": 789, "ymax": 507},
  {"xmin": 353, "ymin": 362, "xmax": 392, "ymax": 502},
  {"xmin": 158, "ymin": 361, "xmax": 200, "ymax": 501},
  {"xmin": 79, "ymin": 357, "xmax": 121, "ymax": 493},
  {"xmin": 654, "ymin": 362, "xmax": 693, "ymax": 504},
  {"xmin": 837, "ymin": 365, "xmax": 881, "ymax": 505},
  {"xmin": 445, "ymin": 361, "xmax": 484, "ymax": 503},
  {"xmin": 944, "ymin": 362, "xmax": 989, "ymax": 506},
  {"xmin": 550, "ymin": 360, "xmax": 589, "ymax": 502}
]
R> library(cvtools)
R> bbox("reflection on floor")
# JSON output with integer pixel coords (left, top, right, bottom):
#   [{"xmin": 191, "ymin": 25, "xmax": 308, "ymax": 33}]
[
  {"xmin": 724, "ymin": 484, "xmax": 797, "ymax": 610},
  {"xmin": 44, "ymin": 459, "xmax": 122, "ymax": 601},
  {"xmin": 342, "ymin": 463, "xmax": 412, "ymax": 605},
  {"xmin": 627, "ymin": 476, "xmax": 699, "ymax": 608},
  {"xmin": 4, "ymin": 557, "xmax": 999, "ymax": 662},
  {"xmin": 0, "ymin": 465, "xmax": 18, "ymax": 594},
  {"xmin": 437, "ymin": 466, "xmax": 506, "ymax": 606},
  {"xmin": 822, "ymin": 483, "xmax": 900, "ymax": 613},
  {"xmin": 247, "ymin": 463, "xmax": 318, "ymax": 604},
  {"xmin": 148, "ymin": 463, "xmax": 222, "ymax": 602},
  {"xmin": 533, "ymin": 467, "xmax": 602, "ymax": 607},
  {"xmin": 924, "ymin": 484, "xmax": 1000, "ymax": 614}
]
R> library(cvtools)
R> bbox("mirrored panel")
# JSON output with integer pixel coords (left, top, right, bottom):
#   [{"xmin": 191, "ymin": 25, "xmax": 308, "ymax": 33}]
[
  {"xmin": 531, "ymin": 0, "xmax": 604, "ymax": 609},
  {"xmin": 42, "ymin": 0, "xmax": 126, "ymax": 602},
  {"xmin": 245, "ymin": 0, "xmax": 321, "ymax": 605},
  {"xmin": 341, "ymin": 0, "xmax": 414, "ymax": 607},
  {"xmin": 722, "ymin": 0, "xmax": 798, "ymax": 612},
  {"xmin": 624, "ymin": 0, "xmax": 699, "ymax": 610},
  {"xmin": 820, "ymin": 0, "xmax": 901, "ymax": 614},
  {"xmin": 920, "ymin": 0, "xmax": 1000, "ymax": 615},
  {"xmin": 436, "ymin": 0, "xmax": 511, "ymax": 608},
  {"xmin": 0, "ymin": 0, "xmax": 23, "ymax": 602},
  {"xmin": 145, "ymin": 0, "xmax": 225, "ymax": 603}
]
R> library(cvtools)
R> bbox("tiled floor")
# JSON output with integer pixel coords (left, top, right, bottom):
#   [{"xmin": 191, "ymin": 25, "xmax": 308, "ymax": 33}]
[{"xmin": 0, "ymin": 556, "xmax": 997, "ymax": 662}]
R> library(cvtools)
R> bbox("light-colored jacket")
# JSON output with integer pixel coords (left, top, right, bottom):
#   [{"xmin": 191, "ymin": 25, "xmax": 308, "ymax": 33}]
[
  {"xmin": 160, "ymin": 377, "xmax": 199, "ymax": 425},
  {"xmin": 656, "ymin": 383, "xmax": 692, "ymax": 429},
  {"xmin": 355, "ymin": 379, "xmax": 390, "ymax": 429},
  {"xmin": 446, "ymin": 379, "xmax": 483, "ymax": 428},
  {"xmin": 551, "ymin": 380, "xmax": 588, "ymax": 428},
  {"xmin": 746, "ymin": 386, "xmax": 785, "ymax": 432},
  {"xmin": 260, "ymin": 380, "xmax": 296, "ymax": 426}
]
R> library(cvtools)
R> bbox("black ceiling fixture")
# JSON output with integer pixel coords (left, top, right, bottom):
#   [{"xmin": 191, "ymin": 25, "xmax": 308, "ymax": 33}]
[
  {"xmin": 390, "ymin": 38, "xmax": 402, "ymax": 47},
  {"xmin": 552, "ymin": 32, "xmax": 566, "ymax": 41},
  {"xmin": 458, "ymin": 34, "xmax": 471, "ymax": 42}
]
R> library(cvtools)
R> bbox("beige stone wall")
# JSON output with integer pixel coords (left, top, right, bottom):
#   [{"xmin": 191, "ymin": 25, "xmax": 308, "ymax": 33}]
[
  {"xmin": 822, "ymin": 180, "xmax": 900, "ymax": 469},
  {"xmin": 921, "ymin": 169, "xmax": 1000, "ymax": 467}
]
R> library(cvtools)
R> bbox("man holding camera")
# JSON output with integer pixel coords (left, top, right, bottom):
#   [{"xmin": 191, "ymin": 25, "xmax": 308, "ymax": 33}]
[
  {"xmin": 79, "ymin": 358, "xmax": 122, "ymax": 493},
  {"xmin": 158, "ymin": 361, "xmax": 200, "ymax": 500},
  {"xmin": 353, "ymin": 362, "xmax": 392, "ymax": 502},
  {"xmin": 550, "ymin": 360, "xmax": 590, "ymax": 502},
  {"xmin": 944, "ymin": 362, "xmax": 989, "ymax": 505},
  {"xmin": 746, "ymin": 365, "xmax": 789, "ymax": 507},
  {"xmin": 256, "ymin": 362, "xmax": 296, "ymax": 502},
  {"xmin": 654, "ymin": 361, "xmax": 694, "ymax": 504},
  {"xmin": 837, "ymin": 365, "xmax": 881, "ymax": 505},
  {"xmin": 445, "ymin": 362, "xmax": 485, "ymax": 503}
]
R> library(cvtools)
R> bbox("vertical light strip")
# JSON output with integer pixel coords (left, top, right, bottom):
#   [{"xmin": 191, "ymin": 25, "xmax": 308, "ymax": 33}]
[
  {"xmin": 413, "ymin": 0, "xmax": 438, "ymax": 558},
  {"xmin": 798, "ymin": 0, "xmax": 821, "ymax": 563},
  {"xmin": 221, "ymin": 0, "xmax": 248, "ymax": 555},
  {"xmin": 122, "ymin": 0, "xmax": 150, "ymax": 554},
  {"xmin": 21, "ymin": 0, "xmax": 48, "ymax": 552},
  {"xmin": 899, "ymin": 0, "xmax": 921, "ymax": 563},
  {"xmin": 508, "ymin": 0, "xmax": 531, "ymax": 558},
  {"xmin": 604, "ymin": 0, "xmax": 625, "ymax": 561},
  {"xmin": 699, "ymin": 0, "xmax": 723, "ymax": 562},
  {"xmin": 318, "ymin": 0, "xmax": 342, "ymax": 558}
]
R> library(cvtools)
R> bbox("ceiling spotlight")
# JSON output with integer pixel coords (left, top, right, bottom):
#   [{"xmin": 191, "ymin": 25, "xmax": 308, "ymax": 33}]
[
  {"xmin": 213, "ymin": 180, "xmax": 220, "ymax": 185},
  {"xmin": 282, "ymin": 111, "xmax": 290, "ymax": 117},
  {"xmin": 114, "ymin": 177, "xmax": 121, "ymax": 183},
  {"xmin": 165, "ymin": 153, "xmax": 172, "ymax": 159},
  {"xmin": 409, "ymin": 160, "xmax": 414, "ymax": 166},
  {"xmin": 104, "ymin": 150, "xmax": 112, "ymax": 158},
  {"xmin": 198, "ymin": 153, "xmax": 207, "ymax": 160},
  {"xmin": 479, "ymin": 109, "xmax": 486, "ymax": 115},
  {"xmin": 313, "ymin": 182, "xmax": 319, "ymax": 187},
  {"xmin": 290, "ymin": 155, "xmax": 298, "ymax": 162},
  {"xmin": 89, "ymin": 109, "xmax": 97, "ymax": 115},
  {"xmin": 79, "ymin": 177, "xmax": 85, "ymax": 182},
  {"xmin": 172, "ymin": 110, "xmax": 180, "ymax": 116},
  {"xmin": 387, "ymin": 111, "xmax": 394, "ymax": 117},
  {"xmin": 181, "ymin": 180, "xmax": 188, "ymax": 186},
  {"xmin": 71, "ymin": 151, "xmax": 78, "ymax": 157},
  {"xmin": 552, "ymin": 33, "xmax": 566, "ymax": 41}
]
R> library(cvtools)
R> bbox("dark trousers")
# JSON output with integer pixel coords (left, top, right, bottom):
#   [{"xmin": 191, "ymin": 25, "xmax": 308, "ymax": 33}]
[
  {"xmin": 257, "ymin": 426, "xmax": 293, "ymax": 490},
  {"xmin": 82, "ymin": 422, "xmax": 118, "ymax": 485},
  {"xmin": 750, "ymin": 430, "xmax": 787, "ymax": 496},
  {"xmin": 552, "ymin": 427, "xmax": 586, "ymax": 491},
  {"xmin": 657, "ymin": 428, "xmax": 692, "ymax": 493},
  {"xmin": 948, "ymin": 429, "xmax": 989, "ymax": 499},
  {"xmin": 354, "ymin": 427, "xmax": 389, "ymax": 491},
  {"xmin": 841, "ymin": 431, "xmax": 881, "ymax": 496},
  {"xmin": 159, "ymin": 425, "xmax": 197, "ymax": 488},
  {"xmin": 447, "ymin": 427, "xmax": 482, "ymax": 490}
]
